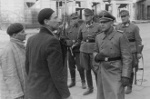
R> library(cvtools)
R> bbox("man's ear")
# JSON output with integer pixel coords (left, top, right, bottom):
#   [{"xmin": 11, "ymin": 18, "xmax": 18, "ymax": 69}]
[
  {"xmin": 11, "ymin": 33, "xmax": 17, "ymax": 38},
  {"xmin": 44, "ymin": 19, "xmax": 49, "ymax": 25}
]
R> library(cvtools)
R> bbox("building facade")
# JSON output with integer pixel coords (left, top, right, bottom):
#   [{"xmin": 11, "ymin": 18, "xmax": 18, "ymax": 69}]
[{"xmin": 0, "ymin": 0, "xmax": 149, "ymax": 28}]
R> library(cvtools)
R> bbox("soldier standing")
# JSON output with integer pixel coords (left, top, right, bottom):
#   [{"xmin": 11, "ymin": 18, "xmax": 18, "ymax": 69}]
[
  {"xmin": 66, "ymin": 13, "xmax": 86, "ymax": 89},
  {"xmin": 74, "ymin": 8, "xmax": 101, "ymax": 95},
  {"xmin": 94, "ymin": 10, "xmax": 132, "ymax": 99},
  {"xmin": 116, "ymin": 10, "xmax": 143, "ymax": 94}
]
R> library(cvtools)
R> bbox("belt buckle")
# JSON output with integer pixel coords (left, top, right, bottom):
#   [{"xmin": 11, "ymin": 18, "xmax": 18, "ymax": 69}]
[
  {"xmin": 86, "ymin": 39, "xmax": 89, "ymax": 42},
  {"xmin": 104, "ymin": 57, "xmax": 108, "ymax": 61}
]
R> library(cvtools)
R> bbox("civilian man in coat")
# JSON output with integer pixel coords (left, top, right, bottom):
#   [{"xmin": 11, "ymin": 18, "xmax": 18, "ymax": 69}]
[
  {"xmin": 116, "ymin": 10, "xmax": 143, "ymax": 94},
  {"xmin": 74, "ymin": 8, "xmax": 101, "ymax": 95},
  {"xmin": 0, "ymin": 23, "xmax": 26, "ymax": 99},
  {"xmin": 25, "ymin": 8, "xmax": 72, "ymax": 99},
  {"xmin": 93, "ymin": 10, "xmax": 133, "ymax": 99},
  {"xmin": 66, "ymin": 13, "xmax": 86, "ymax": 89}
]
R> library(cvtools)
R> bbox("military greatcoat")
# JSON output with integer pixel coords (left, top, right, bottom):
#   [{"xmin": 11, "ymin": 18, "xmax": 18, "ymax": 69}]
[{"xmin": 94, "ymin": 28, "xmax": 132, "ymax": 99}]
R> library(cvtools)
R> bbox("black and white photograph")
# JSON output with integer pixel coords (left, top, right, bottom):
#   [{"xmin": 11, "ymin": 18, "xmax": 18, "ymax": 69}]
[{"xmin": 0, "ymin": 0, "xmax": 150, "ymax": 99}]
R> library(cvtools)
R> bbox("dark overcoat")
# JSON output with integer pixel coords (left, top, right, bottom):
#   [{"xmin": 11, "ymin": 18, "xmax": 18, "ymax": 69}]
[{"xmin": 25, "ymin": 27, "xmax": 70, "ymax": 99}]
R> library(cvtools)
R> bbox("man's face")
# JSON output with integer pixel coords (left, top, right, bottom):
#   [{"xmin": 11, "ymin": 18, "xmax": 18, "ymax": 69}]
[
  {"xmin": 120, "ymin": 13, "xmax": 130, "ymax": 24},
  {"xmin": 46, "ymin": 12, "xmax": 61, "ymax": 30},
  {"xmin": 84, "ymin": 14, "xmax": 93, "ymax": 23},
  {"xmin": 70, "ymin": 17, "xmax": 78, "ymax": 26},
  {"xmin": 99, "ymin": 20, "xmax": 113, "ymax": 32},
  {"xmin": 14, "ymin": 29, "xmax": 26, "ymax": 41}
]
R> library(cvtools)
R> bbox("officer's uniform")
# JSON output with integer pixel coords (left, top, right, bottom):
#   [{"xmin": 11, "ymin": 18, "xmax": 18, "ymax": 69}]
[
  {"xmin": 75, "ymin": 8, "xmax": 101, "ymax": 95},
  {"xmin": 94, "ymin": 10, "xmax": 132, "ymax": 99},
  {"xmin": 66, "ymin": 13, "xmax": 86, "ymax": 88},
  {"xmin": 116, "ymin": 10, "xmax": 142, "ymax": 93}
]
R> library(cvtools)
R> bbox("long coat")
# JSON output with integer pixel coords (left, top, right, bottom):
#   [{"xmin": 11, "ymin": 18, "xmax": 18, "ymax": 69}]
[
  {"xmin": 25, "ymin": 27, "xmax": 70, "ymax": 99},
  {"xmin": 94, "ymin": 28, "xmax": 132, "ymax": 99},
  {"xmin": 0, "ymin": 38, "xmax": 26, "ymax": 99}
]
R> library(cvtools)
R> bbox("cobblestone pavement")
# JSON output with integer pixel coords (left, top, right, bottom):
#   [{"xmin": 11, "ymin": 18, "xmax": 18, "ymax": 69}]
[{"xmin": 0, "ymin": 23, "xmax": 150, "ymax": 99}]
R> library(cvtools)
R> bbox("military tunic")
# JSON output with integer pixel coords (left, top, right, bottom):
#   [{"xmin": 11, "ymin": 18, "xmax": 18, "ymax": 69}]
[
  {"xmin": 94, "ymin": 28, "xmax": 132, "ymax": 99},
  {"xmin": 116, "ymin": 22, "xmax": 142, "ymax": 53},
  {"xmin": 66, "ymin": 21, "xmax": 85, "ymax": 83},
  {"xmin": 77, "ymin": 22, "xmax": 101, "ymax": 69}
]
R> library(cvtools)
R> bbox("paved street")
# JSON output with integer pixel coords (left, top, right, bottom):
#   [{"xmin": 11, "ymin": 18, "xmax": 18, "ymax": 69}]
[{"xmin": 0, "ymin": 23, "xmax": 150, "ymax": 99}]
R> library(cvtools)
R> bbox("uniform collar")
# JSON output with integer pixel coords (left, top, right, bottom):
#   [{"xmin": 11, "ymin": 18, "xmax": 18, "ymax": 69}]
[
  {"xmin": 102, "ymin": 27, "xmax": 115, "ymax": 40},
  {"xmin": 122, "ymin": 21, "xmax": 130, "ymax": 27},
  {"xmin": 86, "ymin": 21, "xmax": 94, "ymax": 28}
]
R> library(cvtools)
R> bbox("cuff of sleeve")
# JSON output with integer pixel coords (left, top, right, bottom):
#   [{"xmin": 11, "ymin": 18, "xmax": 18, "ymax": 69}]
[{"xmin": 122, "ymin": 69, "xmax": 131, "ymax": 78}]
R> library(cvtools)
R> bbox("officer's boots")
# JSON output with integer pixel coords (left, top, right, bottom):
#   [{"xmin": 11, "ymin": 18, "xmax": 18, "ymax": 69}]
[
  {"xmin": 125, "ymin": 86, "xmax": 132, "ymax": 94},
  {"xmin": 68, "ymin": 78, "xmax": 75, "ymax": 88},
  {"xmin": 82, "ymin": 82, "xmax": 86, "ymax": 89},
  {"xmin": 83, "ymin": 88, "xmax": 93, "ymax": 95}
]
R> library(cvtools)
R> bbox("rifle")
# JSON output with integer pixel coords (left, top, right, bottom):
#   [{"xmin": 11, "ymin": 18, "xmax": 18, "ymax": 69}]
[{"xmin": 134, "ymin": 44, "xmax": 144, "ymax": 85}]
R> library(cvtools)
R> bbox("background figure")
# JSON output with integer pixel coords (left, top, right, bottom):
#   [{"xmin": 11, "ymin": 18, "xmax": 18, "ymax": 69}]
[
  {"xmin": 0, "ymin": 23, "xmax": 26, "ymax": 99},
  {"xmin": 94, "ymin": 10, "xmax": 132, "ymax": 99},
  {"xmin": 25, "ymin": 8, "xmax": 72, "ymax": 99},
  {"xmin": 74, "ymin": 8, "xmax": 101, "ymax": 95},
  {"xmin": 116, "ymin": 10, "xmax": 143, "ymax": 94},
  {"xmin": 66, "ymin": 13, "xmax": 86, "ymax": 89}
]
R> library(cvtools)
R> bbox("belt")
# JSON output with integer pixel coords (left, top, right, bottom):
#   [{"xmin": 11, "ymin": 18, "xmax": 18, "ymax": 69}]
[
  {"xmin": 128, "ymin": 39, "xmax": 135, "ymax": 42},
  {"xmin": 100, "ymin": 57, "xmax": 121, "ymax": 62},
  {"xmin": 83, "ymin": 39, "xmax": 95, "ymax": 43}
]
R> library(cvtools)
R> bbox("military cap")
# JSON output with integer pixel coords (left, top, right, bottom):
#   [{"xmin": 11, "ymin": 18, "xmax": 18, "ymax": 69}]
[
  {"xmin": 120, "ymin": 10, "xmax": 129, "ymax": 16},
  {"xmin": 7, "ymin": 23, "xmax": 24, "ymax": 36},
  {"xmin": 70, "ymin": 13, "xmax": 79, "ymax": 19},
  {"xmin": 98, "ymin": 10, "xmax": 115, "ymax": 22},
  {"xmin": 38, "ymin": 8, "xmax": 54, "ymax": 25},
  {"xmin": 84, "ymin": 8, "xmax": 94, "ymax": 16}
]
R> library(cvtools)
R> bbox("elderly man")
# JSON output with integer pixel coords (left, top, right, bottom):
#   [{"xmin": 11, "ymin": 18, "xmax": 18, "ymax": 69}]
[
  {"xmin": 25, "ymin": 8, "xmax": 72, "ymax": 99},
  {"xmin": 116, "ymin": 10, "xmax": 143, "ymax": 94},
  {"xmin": 0, "ymin": 23, "xmax": 26, "ymax": 99},
  {"xmin": 93, "ymin": 10, "xmax": 132, "ymax": 99}
]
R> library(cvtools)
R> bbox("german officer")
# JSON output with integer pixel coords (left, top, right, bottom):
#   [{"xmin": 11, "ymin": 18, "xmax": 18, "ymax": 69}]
[
  {"xmin": 116, "ymin": 10, "xmax": 143, "ymax": 94},
  {"xmin": 66, "ymin": 13, "xmax": 86, "ymax": 89},
  {"xmin": 93, "ymin": 10, "xmax": 132, "ymax": 99},
  {"xmin": 74, "ymin": 8, "xmax": 101, "ymax": 95}
]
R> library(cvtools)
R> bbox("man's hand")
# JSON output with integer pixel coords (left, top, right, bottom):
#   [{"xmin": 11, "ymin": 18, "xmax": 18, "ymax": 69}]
[
  {"xmin": 121, "ymin": 77, "xmax": 130, "ymax": 87},
  {"xmin": 95, "ymin": 53, "xmax": 105, "ymax": 62},
  {"xmin": 137, "ymin": 53, "xmax": 142, "ymax": 59}
]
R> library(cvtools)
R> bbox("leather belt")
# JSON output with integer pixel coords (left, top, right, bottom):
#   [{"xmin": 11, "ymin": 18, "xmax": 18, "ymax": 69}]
[
  {"xmin": 100, "ymin": 57, "xmax": 121, "ymax": 62},
  {"xmin": 128, "ymin": 39, "xmax": 135, "ymax": 42},
  {"xmin": 83, "ymin": 39, "xmax": 95, "ymax": 43}
]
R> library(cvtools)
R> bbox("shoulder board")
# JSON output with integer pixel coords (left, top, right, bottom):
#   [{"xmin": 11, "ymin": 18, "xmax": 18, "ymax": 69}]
[{"xmin": 117, "ymin": 30, "xmax": 124, "ymax": 33}]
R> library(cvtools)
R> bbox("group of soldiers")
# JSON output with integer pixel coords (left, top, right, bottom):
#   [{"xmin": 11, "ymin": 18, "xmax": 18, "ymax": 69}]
[
  {"xmin": 62, "ymin": 8, "xmax": 143, "ymax": 98},
  {"xmin": 0, "ymin": 7, "xmax": 143, "ymax": 99}
]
